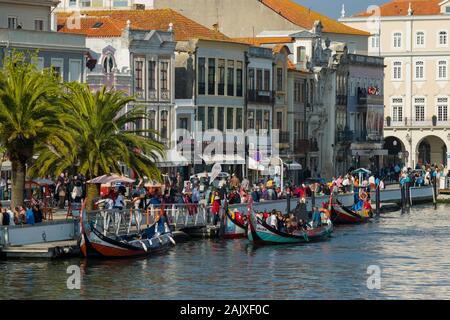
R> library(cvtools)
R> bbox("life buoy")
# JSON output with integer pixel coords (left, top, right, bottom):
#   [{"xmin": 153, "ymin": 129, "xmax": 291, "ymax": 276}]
[
  {"xmin": 360, "ymin": 191, "xmax": 368, "ymax": 202},
  {"xmin": 319, "ymin": 208, "xmax": 330, "ymax": 222}
]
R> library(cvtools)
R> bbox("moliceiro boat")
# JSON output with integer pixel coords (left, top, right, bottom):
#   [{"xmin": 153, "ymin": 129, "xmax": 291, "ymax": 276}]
[
  {"xmin": 246, "ymin": 199, "xmax": 333, "ymax": 245},
  {"xmin": 223, "ymin": 208, "xmax": 248, "ymax": 239},
  {"xmin": 80, "ymin": 201, "xmax": 175, "ymax": 258},
  {"xmin": 326, "ymin": 192, "xmax": 373, "ymax": 225}
]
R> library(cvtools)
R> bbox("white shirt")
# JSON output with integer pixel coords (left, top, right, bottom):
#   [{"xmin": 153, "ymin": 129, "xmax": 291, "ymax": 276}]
[
  {"xmin": 270, "ymin": 215, "xmax": 278, "ymax": 229},
  {"xmin": 0, "ymin": 178, "xmax": 5, "ymax": 188},
  {"xmin": 7, "ymin": 210, "xmax": 15, "ymax": 226}
]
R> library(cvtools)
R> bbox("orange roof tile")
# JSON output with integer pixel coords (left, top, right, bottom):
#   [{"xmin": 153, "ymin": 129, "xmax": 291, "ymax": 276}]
[
  {"xmin": 233, "ymin": 37, "xmax": 294, "ymax": 46},
  {"xmin": 261, "ymin": 0, "xmax": 369, "ymax": 36},
  {"xmin": 57, "ymin": 9, "xmax": 229, "ymax": 41},
  {"xmin": 353, "ymin": 0, "xmax": 442, "ymax": 17}
]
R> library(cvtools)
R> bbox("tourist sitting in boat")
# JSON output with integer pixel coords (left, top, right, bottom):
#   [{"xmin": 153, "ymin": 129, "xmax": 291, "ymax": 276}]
[
  {"xmin": 25, "ymin": 205, "xmax": 35, "ymax": 225},
  {"xmin": 311, "ymin": 207, "xmax": 322, "ymax": 228}
]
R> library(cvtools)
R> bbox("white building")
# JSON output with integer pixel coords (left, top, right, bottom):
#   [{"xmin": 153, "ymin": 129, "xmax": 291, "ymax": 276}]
[{"xmin": 341, "ymin": 0, "xmax": 450, "ymax": 169}]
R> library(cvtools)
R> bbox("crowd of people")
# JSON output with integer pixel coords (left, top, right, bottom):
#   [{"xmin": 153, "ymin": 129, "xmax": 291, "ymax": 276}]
[{"xmin": 0, "ymin": 161, "xmax": 447, "ymax": 228}]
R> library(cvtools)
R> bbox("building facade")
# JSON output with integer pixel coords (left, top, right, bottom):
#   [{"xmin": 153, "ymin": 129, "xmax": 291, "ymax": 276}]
[
  {"xmin": 341, "ymin": 0, "xmax": 450, "ymax": 169},
  {"xmin": 0, "ymin": 0, "xmax": 86, "ymax": 83}
]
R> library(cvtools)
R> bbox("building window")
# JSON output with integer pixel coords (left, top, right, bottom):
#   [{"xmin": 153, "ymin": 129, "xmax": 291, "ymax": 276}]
[
  {"xmin": 208, "ymin": 58, "xmax": 216, "ymax": 95},
  {"xmin": 415, "ymin": 61, "xmax": 424, "ymax": 80},
  {"xmin": 197, "ymin": 106, "xmax": 205, "ymax": 131},
  {"xmin": 80, "ymin": 0, "xmax": 91, "ymax": 7},
  {"xmin": 103, "ymin": 55, "xmax": 114, "ymax": 74},
  {"xmin": 392, "ymin": 98, "xmax": 403, "ymax": 122},
  {"xmin": 198, "ymin": 57, "xmax": 206, "ymax": 95},
  {"xmin": 160, "ymin": 61, "xmax": 168, "ymax": 91},
  {"xmin": 217, "ymin": 107, "xmax": 224, "ymax": 132},
  {"xmin": 437, "ymin": 97, "xmax": 448, "ymax": 122},
  {"xmin": 160, "ymin": 110, "xmax": 168, "ymax": 139},
  {"xmin": 235, "ymin": 108, "xmax": 243, "ymax": 129},
  {"xmin": 8, "ymin": 17, "xmax": 17, "ymax": 29},
  {"xmin": 207, "ymin": 107, "xmax": 215, "ymax": 130},
  {"xmin": 227, "ymin": 60, "xmax": 234, "ymax": 96},
  {"xmin": 438, "ymin": 60, "xmax": 448, "ymax": 79},
  {"xmin": 439, "ymin": 31, "xmax": 448, "ymax": 46},
  {"xmin": 297, "ymin": 46, "xmax": 306, "ymax": 63},
  {"xmin": 134, "ymin": 59, "xmax": 144, "ymax": 98},
  {"xmin": 113, "ymin": 0, "xmax": 128, "ymax": 7},
  {"xmin": 393, "ymin": 32, "xmax": 402, "ymax": 48},
  {"xmin": 446, "ymin": 6, "xmax": 450, "ymax": 13},
  {"xmin": 148, "ymin": 110, "xmax": 156, "ymax": 133},
  {"xmin": 263, "ymin": 111, "xmax": 270, "ymax": 129},
  {"xmin": 276, "ymin": 68, "xmax": 283, "ymax": 91},
  {"xmin": 264, "ymin": 69, "xmax": 270, "ymax": 91},
  {"xmin": 236, "ymin": 62, "xmax": 243, "ymax": 97},
  {"xmin": 393, "ymin": 61, "xmax": 402, "ymax": 80},
  {"xmin": 276, "ymin": 112, "xmax": 283, "ymax": 130},
  {"xmin": 256, "ymin": 69, "xmax": 263, "ymax": 91},
  {"xmin": 51, "ymin": 58, "xmax": 64, "ymax": 82},
  {"xmin": 34, "ymin": 19, "xmax": 44, "ymax": 31},
  {"xmin": 218, "ymin": 59, "xmax": 225, "ymax": 96},
  {"xmin": 227, "ymin": 108, "xmax": 234, "ymax": 130},
  {"xmin": 148, "ymin": 60, "xmax": 156, "ymax": 92},
  {"xmin": 69, "ymin": 59, "xmax": 82, "ymax": 82},
  {"xmin": 371, "ymin": 34, "xmax": 380, "ymax": 48},
  {"xmin": 414, "ymin": 97, "xmax": 425, "ymax": 122},
  {"xmin": 69, "ymin": 0, "xmax": 77, "ymax": 7},
  {"xmin": 248, "ymin": 69, "xmax": 255, "ymax": 91},
  {"xmin": 416, "ymin": 32, "xmax": 425, "ymax": 46},
  {"xmin": 247, "ymin": 110, "xmax": 255, "ymax": 129}
]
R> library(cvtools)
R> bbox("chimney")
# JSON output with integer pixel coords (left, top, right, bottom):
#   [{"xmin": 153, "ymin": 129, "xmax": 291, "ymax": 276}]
[{"xmin": 213, "ymin": 23, "xmax": 219, "ymax": 32}]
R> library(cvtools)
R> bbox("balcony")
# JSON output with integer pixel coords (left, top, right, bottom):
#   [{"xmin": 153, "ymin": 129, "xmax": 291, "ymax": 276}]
[
  {"xmin": 385, "ymin": 117, "xmax": 450, "ymax": 128},
  {"xmin": 357, "ymin": 88, "xmax": 384, "ymax": 106},
  {"xmin": 337, "ymin": 129, "xmax": 354, "ymax": 143},
  {"xmin": 248, "ymin": 90, "xmax": 275, "ymax": 104}
]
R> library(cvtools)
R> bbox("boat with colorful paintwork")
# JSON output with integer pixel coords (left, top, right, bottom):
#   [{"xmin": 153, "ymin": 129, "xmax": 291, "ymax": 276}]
[
  {"xmin": 246, "ymin": 199, "xmax": 333, "ymax": 245},
  {"xmin": 79, "ymin": 201, "xmax": 175, "ymax": 258},
  {"xmin": 329, "ymin": 200, "xmax": 372, "ymax": 224},
  {"xmin": 223, "ymin": 208, "xmax": 247, "ymax": 239}
]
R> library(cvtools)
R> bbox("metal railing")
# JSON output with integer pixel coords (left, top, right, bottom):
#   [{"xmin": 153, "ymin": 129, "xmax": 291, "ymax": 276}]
[{"xmin": 385, "ymin": 117, "xmax": 450, "ymax": 128}]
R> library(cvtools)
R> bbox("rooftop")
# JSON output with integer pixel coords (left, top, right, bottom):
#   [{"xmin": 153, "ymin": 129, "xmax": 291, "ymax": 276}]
[
  {"xmin": 260, "ymin": 0, "xmax": 369, "ymax": 36},
  {"xmin": 353, "ymin": 0, "xmax": 442, "ymax": 17},
  {"xmin": 57, "ymin": 9, "xmax": 229, "ymax": 41}
]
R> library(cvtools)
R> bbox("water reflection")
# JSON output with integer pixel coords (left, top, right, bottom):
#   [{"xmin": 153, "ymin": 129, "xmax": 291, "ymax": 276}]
[{"xmin": 1, "ymin": 204, "xmax": 450, "ymax": 299}]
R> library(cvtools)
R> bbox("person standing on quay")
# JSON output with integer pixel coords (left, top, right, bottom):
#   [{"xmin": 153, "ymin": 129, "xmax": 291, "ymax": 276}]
[{"xmin": 0, "ymin": 175, "xmax": 6, "ymax": 201}]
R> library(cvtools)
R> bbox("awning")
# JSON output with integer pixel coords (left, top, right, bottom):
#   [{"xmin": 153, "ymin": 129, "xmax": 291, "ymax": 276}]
[
  {"xmin": 87, "ymin": 174, "xmax": 135, "ymax": 185},
  {"xmin": 156, "ymin": 149, "xmax": 190, "ymax": 167},
  {"xmin": 200, "ymin": 154, "xmax": 245, "ymax": 165},
  {"xmin": 285, "ymin": 160, "xmax": 302, "ymax": 171}
]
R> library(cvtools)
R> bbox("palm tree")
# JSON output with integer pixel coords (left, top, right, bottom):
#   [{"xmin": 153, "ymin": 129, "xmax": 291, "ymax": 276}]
[
  {"xmin": 29, "ymin": 82, "xmax": 165, "ymax": 186},
  {"xmin": 0, "ymin": 52, "xmax": 72, "ymax": 208}
]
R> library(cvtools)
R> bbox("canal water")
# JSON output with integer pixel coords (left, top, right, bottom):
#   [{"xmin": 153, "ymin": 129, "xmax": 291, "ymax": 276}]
[{"xmin": 1, "ymin": 204, "xmax": 450, "ymax": 300}]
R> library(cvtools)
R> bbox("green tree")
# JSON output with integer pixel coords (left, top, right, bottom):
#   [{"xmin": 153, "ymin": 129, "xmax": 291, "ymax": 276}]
[
  {"xmin": 0, "ymin": 52, "xmax": 71, "ymax": 208},
  {"xmin": 29, "ymin": 82, "xmax": 165, "ymax": 182}
]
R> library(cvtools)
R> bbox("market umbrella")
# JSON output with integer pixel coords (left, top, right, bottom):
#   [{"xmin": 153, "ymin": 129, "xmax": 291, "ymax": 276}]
[
  {"xmin": 33, "ymin": 178, "xmax": 55, "ymax": 186},
  {"xmin": 87, "ymin": 173, "xmax": 135, "ymax": 185}
]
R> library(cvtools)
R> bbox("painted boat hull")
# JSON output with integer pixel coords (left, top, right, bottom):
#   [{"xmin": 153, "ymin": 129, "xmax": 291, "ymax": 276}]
[
  {"xmin": 79, "ymin": 201, "xmax": 175, "ymax": 259},
  {"xmin": 330, "ymin": 202, "xmax": 371, "ymax": 224},
  {"xmin": 223, "ymin": 209, "xmax": 247, "ymax": 239},
  {"xmin": 246, "ymin": 201, "xmax": 333, "ymax": 245}
]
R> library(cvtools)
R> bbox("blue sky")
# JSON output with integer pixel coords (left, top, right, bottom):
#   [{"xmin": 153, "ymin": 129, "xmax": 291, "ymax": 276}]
[{"xmin": 295, "ymin": 0, "xmax": 387, "ymax": 19}]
